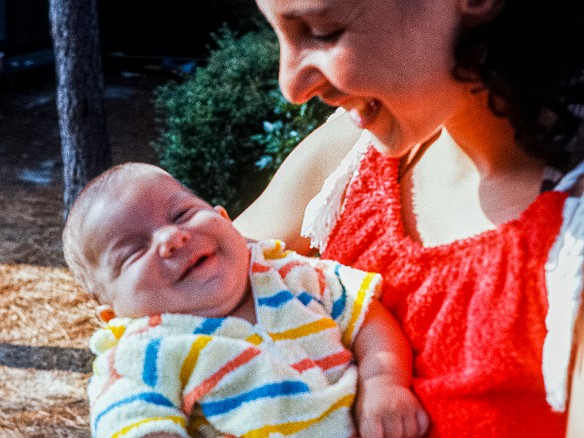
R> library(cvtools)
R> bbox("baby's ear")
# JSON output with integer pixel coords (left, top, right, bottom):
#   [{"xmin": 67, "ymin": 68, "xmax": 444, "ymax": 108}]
[
  {"xmin": 96, "ymin": 304, "xmax": 115, "ymax": 323},
  {"xmin": 214, "ymin": 205, "xmax": 231, "ymax": 220}
]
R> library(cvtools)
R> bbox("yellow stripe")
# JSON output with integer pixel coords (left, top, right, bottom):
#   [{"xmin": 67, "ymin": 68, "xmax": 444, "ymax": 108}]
[
  {"xmin": 108, "ymin": 324, "xmax": 126, "ymax": 340},
  {"xmin": 112, "ymin": 416, "xmax": 185, "ymax": 438},
  {"xmin": 180, "ymin": 336, "xmax": 212, "ymax": 388},
  {"xmin": 242, "ymin": 394, "xmax": 354, "ymax": 437},
  {"xmin": 263, "ymin": 240, "xmax": 291, "ymax": 259},
  {"xmin": 342, "ymin": 273, "xmax": 375, "ymax": 346},
  {"xmin": 246, "ymin": 333, "xmax": 263, "ymax": 345},
  {"xmin": 269, "ymin": 318, "xmax": 337, "ymax": 341}
]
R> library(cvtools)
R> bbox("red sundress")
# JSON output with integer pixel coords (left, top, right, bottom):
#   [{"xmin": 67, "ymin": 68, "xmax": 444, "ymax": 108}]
[{"xmin": 322, "ymin": 146, "xmax": 568, "ymax": 437}]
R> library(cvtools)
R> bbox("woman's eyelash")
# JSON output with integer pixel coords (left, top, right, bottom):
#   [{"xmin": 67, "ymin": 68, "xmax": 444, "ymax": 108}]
[{"xmin": 311, "ymin": 28, "xmax": 344, "ymax": 43}]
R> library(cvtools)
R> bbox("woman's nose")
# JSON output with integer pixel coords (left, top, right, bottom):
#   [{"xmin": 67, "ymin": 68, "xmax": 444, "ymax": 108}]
[
  {"xmin": 278, "ymin": 40, "xmax": 328, "ymax": 104},
  {"xmin": 155, "ymin": 226, "xmax": 190, "ymax": 258}
]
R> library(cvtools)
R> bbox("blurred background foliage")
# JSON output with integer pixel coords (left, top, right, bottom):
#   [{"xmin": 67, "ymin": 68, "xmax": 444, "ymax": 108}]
[{"xmin": 154, "ymin": 25, "xmax": 330, "ymax": 216}]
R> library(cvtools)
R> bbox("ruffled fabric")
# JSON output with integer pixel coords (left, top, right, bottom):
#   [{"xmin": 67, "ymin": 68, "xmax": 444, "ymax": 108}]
[
  {"xmin": 301, "ymin": 130, "xmax": 372, "ymax": 253},
  {"xmin": 543, "ymin": 160, "xmax": 584, "ymax": 411}
]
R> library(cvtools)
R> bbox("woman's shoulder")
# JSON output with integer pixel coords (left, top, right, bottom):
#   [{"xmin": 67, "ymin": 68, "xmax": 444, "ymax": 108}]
[{"xmin": 234, "ymin": 111, "xmax": 363, "ymax": 254}]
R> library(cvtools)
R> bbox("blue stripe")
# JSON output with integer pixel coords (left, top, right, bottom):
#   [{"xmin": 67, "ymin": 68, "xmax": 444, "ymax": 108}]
[
  {"xmin": 201, "ymin": 380, "xmax": 310, "ymax": 417},
  {"xmin": 331, "ymin": 263, "xmax": 347, "ymax": 319},
  {"xmin": 94, "ymin": 392, "xmax": 174, "ymax": 430},
  {"xmin": 257, "ymin": 290, "xmax": 294, "ymax": 308},
  {"xmin": 194, "ymin": 318, "xmax": 223, "ymax": 335},
  {"xmin": 297, "ymin": 291, "xmax": 322, "ymax": 306},
  {"xmin": 143, "ymin": 338, "xmax": 161, "ymax": 387}
]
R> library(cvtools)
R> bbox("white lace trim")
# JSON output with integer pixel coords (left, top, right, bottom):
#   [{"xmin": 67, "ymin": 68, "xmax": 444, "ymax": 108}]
[
  {"xmin": 544, "ymin": 160, "xmax": 584, "ymax": 412},
  {"xmin": 301, "ymin": 130, "xmax": 372, "ymax": 253}
]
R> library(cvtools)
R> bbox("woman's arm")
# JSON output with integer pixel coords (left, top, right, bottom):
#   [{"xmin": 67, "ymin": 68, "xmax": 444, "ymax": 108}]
[{"xmin": 234, "ymin": 111, "xmax": 362, "ymax": 255}]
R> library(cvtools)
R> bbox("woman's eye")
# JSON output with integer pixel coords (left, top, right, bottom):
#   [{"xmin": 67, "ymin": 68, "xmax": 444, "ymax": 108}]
[{"xmin": 310, "ymin": 28, "xmax": 344, "ymax": 43}]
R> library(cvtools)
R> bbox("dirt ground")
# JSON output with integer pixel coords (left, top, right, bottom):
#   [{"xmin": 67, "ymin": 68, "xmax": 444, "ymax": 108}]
[{"xmin": 0, "ymin": 65, "xmax": 167, "ymax": 436}]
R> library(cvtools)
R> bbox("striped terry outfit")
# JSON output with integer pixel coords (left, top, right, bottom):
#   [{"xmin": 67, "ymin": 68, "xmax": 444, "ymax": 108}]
[{"xmin": 88, "ymin": 239, "xmax": 381, "ymax": 438}]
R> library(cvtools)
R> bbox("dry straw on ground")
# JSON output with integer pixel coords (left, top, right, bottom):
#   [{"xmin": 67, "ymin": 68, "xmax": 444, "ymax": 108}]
[{"xmin": 0, "ymin": 264, "xmax": 98, "ymax": 437}]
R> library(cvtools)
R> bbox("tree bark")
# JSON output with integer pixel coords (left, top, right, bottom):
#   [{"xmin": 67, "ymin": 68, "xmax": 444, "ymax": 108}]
[{"xmin": 49, "ymin": 0, "xmax": 111, "ymax": 218}]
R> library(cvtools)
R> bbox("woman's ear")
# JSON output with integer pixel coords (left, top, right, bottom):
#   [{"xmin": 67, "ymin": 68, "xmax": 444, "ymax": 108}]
[
  {"xmin": 459, "ymin": 0, "xmax": 504, "ymax": 25},
  {"xmin": 214, "ymin": 205, "xmax": 231, "ymax": 220},
  {"xmin": 96, "ymin": 304, "xmax": 115, "ymax": 323}
]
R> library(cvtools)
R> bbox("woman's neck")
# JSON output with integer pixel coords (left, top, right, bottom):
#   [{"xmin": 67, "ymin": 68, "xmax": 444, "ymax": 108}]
[
  {"xmin": 444, "ymin": 92, "xmax": 543, "ymax": 178},
  {"xmin": 400, "ymin": 92, "xmax": 548, "ymax": 246}
]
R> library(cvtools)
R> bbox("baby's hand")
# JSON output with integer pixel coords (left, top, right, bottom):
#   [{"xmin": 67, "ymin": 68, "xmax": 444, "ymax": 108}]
[{"xmin": 356, "ymin": 375, "xmax": 429, "ymax": 438}]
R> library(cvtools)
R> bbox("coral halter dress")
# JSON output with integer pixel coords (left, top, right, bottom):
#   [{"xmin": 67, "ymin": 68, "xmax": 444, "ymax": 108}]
[{"xmin": 317, "ymin": 143, "xmax": 570, "ymax": 437}]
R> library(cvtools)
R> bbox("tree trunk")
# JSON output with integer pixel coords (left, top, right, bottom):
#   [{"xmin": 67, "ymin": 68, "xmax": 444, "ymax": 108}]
[{"xmin": 49, "ymin": 0, "xmax": 111, "ymax": 218}]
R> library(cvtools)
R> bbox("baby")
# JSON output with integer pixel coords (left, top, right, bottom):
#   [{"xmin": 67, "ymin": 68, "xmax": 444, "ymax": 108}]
[{"xmin": 62, "ymin": 163, "xmax": 428, "ymax": 438}]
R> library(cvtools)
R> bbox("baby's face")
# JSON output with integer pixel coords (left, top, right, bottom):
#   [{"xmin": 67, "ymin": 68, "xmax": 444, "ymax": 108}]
[{"xmin": 82, "ymin": 168, "xmax": 250, "ymax": 318}]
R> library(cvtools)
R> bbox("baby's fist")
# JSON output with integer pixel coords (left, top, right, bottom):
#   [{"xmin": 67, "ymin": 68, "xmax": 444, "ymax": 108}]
[{"xmin": 356, "ymin": 378, "xmax": 429, "ymax": 438}]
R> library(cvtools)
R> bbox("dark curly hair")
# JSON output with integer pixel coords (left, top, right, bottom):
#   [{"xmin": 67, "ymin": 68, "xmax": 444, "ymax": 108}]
[{"xmin": 453, "ymin": 0, "xmax": 584, "ymax": 171}]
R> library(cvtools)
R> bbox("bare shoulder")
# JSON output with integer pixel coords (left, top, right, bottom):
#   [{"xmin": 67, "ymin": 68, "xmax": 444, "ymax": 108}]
[{"xmin": 234, "ymin": 111, "xmax": 362, "ymax": 254}]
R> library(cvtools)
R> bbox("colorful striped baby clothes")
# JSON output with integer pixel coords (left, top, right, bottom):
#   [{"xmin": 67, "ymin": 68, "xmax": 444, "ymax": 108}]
[{"xmin": 88, "ymin": 239, "xmax": 381, "ymax": 437}]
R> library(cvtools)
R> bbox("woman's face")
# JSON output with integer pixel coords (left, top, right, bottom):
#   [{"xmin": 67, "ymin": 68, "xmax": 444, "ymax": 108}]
[{"xmin": 257, "ymin": 0, "xmax": 469, "ymax": 156}]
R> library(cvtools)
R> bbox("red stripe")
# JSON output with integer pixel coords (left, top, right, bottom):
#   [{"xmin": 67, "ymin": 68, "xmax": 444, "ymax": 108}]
[
  {"xmin": 278, "ymin": 260, "xmax": 304, "ymax": 278},
  {"xmin": 291, "ymin": 358, "xmax": 318, "ymax": 373},
  {"xmin": 315, "ymin": 350, "xmax": 353, "ymax": 370},
  {"xmin": 128, "ymin": 314, "xmax": 163, "ymax": 337},
  {"xmin": 94, "ymin": 346, "xmax": 121, "ymax": 403},
  {"xmin": 149, "ymin": 314, "xmax": 162, "ymax": 327},
  {"xmin": 315, "ymin": 266, "xmax": 327, "ymax": 298},
  {"xmin": 252, "ymin": 262, "xmax": 271, "ymax": 273},
  {"xmin": 291, "ymin": 350, "xmax": 353, "ymax": 374},
  {"xmin": 182, "ymin": 347, "xmax": 261, "ymax": 414}
]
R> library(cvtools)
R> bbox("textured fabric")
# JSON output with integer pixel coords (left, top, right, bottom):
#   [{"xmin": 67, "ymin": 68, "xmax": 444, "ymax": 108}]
[
  {"xmin": 321, "ymin": 146, "xmax": 569, "ymax": 437},
  {"xmin": 88, "ymin": 240, "xmax": 381, "ymax": 438},
  {"xmin": 543, "ymin": 159, "xmax": 584, "ymax": 410}
]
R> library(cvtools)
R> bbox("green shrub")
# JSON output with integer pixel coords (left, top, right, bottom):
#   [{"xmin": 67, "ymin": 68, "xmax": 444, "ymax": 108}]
[{"xmin": 154, "ymin": 26, "xmax": 329, "ymax": 216}]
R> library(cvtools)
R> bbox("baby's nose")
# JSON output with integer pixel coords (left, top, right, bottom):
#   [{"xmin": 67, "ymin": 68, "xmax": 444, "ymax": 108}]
[{"xmin": 157, "ymin": 227, "xmax": 190, "ymax": 258}]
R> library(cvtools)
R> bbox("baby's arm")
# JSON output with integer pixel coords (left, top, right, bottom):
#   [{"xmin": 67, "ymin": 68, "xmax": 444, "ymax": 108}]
[{"xmin": 352, "ymin": 300, "xmax": 429, "ymax": 438}]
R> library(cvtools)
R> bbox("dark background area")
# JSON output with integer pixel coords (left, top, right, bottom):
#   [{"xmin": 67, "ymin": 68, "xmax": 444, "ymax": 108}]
[{"xmin": 0, "ymin": 0, "xmax": 261, "ymax": 67}]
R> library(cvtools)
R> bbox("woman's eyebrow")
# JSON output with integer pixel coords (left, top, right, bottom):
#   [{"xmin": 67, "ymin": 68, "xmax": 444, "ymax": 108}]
[{"xmin": 283, "ymin": 6, "xmax": 333, "ymax": 19}]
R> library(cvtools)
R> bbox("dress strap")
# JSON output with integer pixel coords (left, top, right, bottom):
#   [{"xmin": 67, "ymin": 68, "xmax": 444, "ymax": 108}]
[
  {"xmin": 301, "ymin": 130, "xmax": 372, "ymax": 253},
  {"xmin": 543, "ymin": 160, "xmax": 584, "ymax": 411}
]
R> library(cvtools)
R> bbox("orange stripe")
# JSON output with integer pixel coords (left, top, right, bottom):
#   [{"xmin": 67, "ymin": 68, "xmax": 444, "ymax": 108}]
[
  {"xmin": 278, "ymin": 260, "xmax": 304, "ymax": 279},
  {"xmin": 94, "ymin": 346, "xmax": 122, "ymax": 403},
  {"xmin": 252, "ymin": 262, "xmax": 271, "ymax": 273},
  {"xmin": 182, "ymin": 347, "xmax": 261, "ymax": 414},
  {"xmin": 315, "ymin": 350, "xmax": 353, "ymax": 370},
  {"xmin": 291, "ymin": 358, "xmax": 317, "ymax": 373},
  {"xmin": 315, "ymin": 266, "xmax": 326, "ymax": 298},
  {"xmin": 149, "ymin": 314, "xmax": 162, "ymax": 327},
  {"xmin": 291, "ymin": 350, "xmax": 352, "ymax": 373}
]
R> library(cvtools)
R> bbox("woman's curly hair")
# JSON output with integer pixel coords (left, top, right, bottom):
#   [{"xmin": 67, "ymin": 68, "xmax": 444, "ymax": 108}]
[{"xmin": 453, "ymin": 0, "xmax": 584, "ymax": 171}]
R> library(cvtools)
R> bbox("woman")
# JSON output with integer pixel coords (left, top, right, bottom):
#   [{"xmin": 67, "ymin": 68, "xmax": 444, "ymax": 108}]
[{"xmin": 235, "ymin": 0, "xmax": 584, "ymax": 436}]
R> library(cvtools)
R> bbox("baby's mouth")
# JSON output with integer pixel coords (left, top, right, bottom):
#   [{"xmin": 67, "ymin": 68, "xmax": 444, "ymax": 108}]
[{"xmin": 178, "ymin": 253, "xmax": 211, "ymax": 282}]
